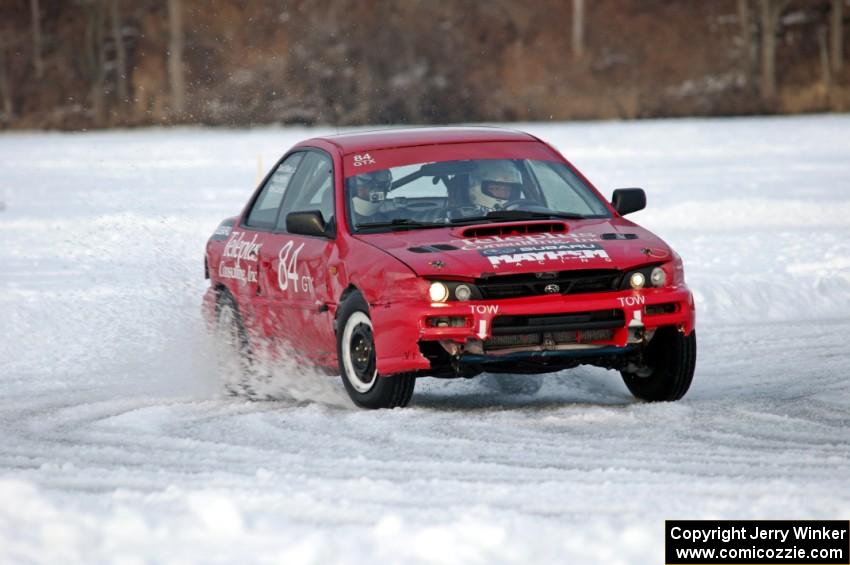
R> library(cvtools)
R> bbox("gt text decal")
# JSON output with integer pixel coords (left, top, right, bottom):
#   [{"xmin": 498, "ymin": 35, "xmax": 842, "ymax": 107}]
[{"xmin": 482, "ymin": 243, "xmax": 610, "ymax": 267}]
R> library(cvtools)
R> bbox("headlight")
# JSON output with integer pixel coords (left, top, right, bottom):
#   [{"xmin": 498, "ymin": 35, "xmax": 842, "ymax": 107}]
[
  {"xmin": 621, "ymin": 262, "xmax": 680, "ymax": 291},
  {"xmin": 629, "ymin": 272, "xmax": 646, "ymax": 289},
  {"xmin": 429, "ymin": 282, "xmax": 450, "ymax": 302},
  {"xmin": 426, "ymin": 280, "xmax": 482, "ymax": 302},
  {"xmin": 650, "ymin": 266, "xmax": 666, "ymax": 287},
  {"xmin": 455, "ymin": 284, "xmax": 472, "ymax": 301}
]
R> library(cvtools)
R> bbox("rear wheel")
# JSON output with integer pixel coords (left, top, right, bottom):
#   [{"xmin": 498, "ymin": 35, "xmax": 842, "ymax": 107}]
[
  {"xmin": 621, "ymin": 328, "xmax": 696, "ymax": 401},
  {"xmin": 213, "ymin": 291, "xmax": 255, "ymax": 397},
  {"xmin": 337, "ymin": 292, "xmax": 415, "ymax": 409}
]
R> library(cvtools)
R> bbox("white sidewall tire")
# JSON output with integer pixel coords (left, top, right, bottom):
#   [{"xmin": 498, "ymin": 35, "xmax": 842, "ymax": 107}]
[{"xmin": 341, "ymin": 311, "xmax": 378, "ymax": 393}]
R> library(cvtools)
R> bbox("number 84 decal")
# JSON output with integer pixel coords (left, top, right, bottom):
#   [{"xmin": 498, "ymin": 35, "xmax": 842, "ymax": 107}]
[{"xmin": 278, "ymin": 240, "xmax": 314, "ymax": 294}]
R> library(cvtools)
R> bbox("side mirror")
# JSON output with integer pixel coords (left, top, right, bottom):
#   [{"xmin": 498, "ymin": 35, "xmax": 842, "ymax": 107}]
[
  {"xmin": 611, "ymin": 188, "xmax": 646, "ymax": 216},
  {"xmin": 286, "ymin": 210, "xmax": 328, "ymax": 237}
]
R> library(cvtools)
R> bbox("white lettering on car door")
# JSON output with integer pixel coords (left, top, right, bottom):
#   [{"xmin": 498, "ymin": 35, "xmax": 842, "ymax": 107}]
[{"xmin": 277, "ymin": 240, "xmax": 314, "ymax": 294}]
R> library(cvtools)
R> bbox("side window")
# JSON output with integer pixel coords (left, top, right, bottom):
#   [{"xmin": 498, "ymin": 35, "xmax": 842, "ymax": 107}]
[
  {"xmin": 276, "ymin": 151, "xmax": 335, "ymax": 230},
  {"xmin": 245, "ymin": 152, "xmax": 304, "ymax": 229}
]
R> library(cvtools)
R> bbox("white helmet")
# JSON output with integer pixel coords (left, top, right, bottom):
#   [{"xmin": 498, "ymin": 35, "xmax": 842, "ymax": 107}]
[
  {"xmin": 469, "ymin": 160, "xmax": 523, "ymax": 211},
  {"xmin": 349, "ymin": 170, "xmax": 392, "ymax": 216}
]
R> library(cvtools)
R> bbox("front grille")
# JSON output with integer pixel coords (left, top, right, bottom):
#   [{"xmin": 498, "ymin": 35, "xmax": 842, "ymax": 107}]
[
  {"xmin": 484, "ymin": 310, "xmax": 624, "ymax": 351},
  {"xmin": 476, "ymin": 269, "xmax": 622, "ymax": 300}
]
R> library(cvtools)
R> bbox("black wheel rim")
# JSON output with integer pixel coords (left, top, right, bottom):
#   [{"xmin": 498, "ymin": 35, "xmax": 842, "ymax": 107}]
[{"xmin": 350, "ymin": 323, "xmax": 376, "ymax": 383}]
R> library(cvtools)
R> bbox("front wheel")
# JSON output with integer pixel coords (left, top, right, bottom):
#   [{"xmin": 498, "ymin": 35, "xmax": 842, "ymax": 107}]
[
  {"xmin": 337, "ymin": 292, "xmax": 415, "ymax": 409},
  {"xmin": 621, "ymin": 328, "xmax": 696, "ymax": 401}
]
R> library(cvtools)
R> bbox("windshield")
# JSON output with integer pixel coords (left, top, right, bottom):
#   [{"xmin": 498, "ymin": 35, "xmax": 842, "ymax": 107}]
[{"xmin": 346, "ymin": 158, "xmax": 611, "ymax": 232}]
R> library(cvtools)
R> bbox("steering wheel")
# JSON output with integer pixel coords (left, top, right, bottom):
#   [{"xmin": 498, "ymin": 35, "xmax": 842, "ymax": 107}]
[
  {"xmin": 406, "ymin": 201, "xmax": 441, "ymax": 209},
  {"xmin": 500, "ymin": 199, "xmax": 537, "ymax": 211}
]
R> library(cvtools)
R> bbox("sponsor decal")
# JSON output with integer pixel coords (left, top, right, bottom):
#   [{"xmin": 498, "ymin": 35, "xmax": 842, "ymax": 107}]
[
  {"xmin": 218, "ymin": 262, "xmax": 258, "ymax": 283},
  {"xmin": 454, "ymin": 232, "xmax": 600, "ymax": 251},
  {"xmin": 218, "ymin": 231, "xmax": 262, "ymax": 283},
  {"xmin": 469, "ymin": 304, "xmax": 499, "ymax": 315},
  {"xmin": 482, "ymin": 242, "xmax": 611, "ymax": 267},
  {"xmin": 211, "ymin": 220, "xmax": 234, "ymax": 240},
  {"xmin": 618, "ymin": 295, "xmax": 645, "ymax": 307},
  {"xmin": 223, "ymin": 231, "xmax": 262, "ymax": 266},
  {"xmin": 268, "ymin": 163, "xmax": 298, "ymax": 194},
  {"xmin": 278, "ymin": 240, "xmax": 314, "ymax": 295}
]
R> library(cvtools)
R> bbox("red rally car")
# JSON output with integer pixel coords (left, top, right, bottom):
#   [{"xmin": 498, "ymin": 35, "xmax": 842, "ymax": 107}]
[{"xmin": 203, "ymin": 127, "xmax": 696, "ymax": 409}]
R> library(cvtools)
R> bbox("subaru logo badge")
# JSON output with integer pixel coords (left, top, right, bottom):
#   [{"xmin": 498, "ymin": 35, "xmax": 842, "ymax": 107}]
[{"xmin": 544, "ymin": 284, "xmax": 560, "ymax": 294}]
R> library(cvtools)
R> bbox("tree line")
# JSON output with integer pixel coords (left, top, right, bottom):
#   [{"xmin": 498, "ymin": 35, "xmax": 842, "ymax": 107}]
[{"xmin": 0, "ymin": 0, "xmax": 846, "ymax": 129}]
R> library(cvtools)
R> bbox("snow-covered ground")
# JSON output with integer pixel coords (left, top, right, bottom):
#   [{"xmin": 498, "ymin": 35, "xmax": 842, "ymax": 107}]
[{"xmin": 1, "ymin": 115, "xmax": 849, "ymax": 564}]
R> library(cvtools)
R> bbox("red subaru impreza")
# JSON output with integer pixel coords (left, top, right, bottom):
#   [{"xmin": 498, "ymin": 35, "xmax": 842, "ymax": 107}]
[{"xmin": 203, "ymin": 127, "xmax": 696, "ymax": 408}]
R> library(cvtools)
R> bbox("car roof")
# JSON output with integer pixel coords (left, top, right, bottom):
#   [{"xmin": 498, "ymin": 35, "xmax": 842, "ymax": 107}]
[{"xmin": 300, "ymin": 126, "xmax": 539, "ymax": 155}]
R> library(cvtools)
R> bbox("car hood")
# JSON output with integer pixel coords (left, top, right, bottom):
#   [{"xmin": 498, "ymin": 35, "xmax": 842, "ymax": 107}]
[{"xmin": 353, "ymin": 218, "xmax": 673, "ymax": 278}]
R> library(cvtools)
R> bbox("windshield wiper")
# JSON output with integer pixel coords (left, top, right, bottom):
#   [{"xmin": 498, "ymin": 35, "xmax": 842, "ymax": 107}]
[
  {"xmin": 450, "ymin": 210, "xmax": 586, "ymax": 224},
  {"xmin": 356, "ymin": 218, "xmax": 447, "ymax": 231}
]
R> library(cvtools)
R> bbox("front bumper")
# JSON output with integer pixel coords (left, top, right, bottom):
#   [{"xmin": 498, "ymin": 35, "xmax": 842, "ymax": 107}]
[{"xmin": 371, "ymin": 286, "xmax": 695, "ymax": 375}]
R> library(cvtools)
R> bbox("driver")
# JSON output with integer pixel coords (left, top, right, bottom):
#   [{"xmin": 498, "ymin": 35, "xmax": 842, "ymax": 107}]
[
  {"xmin": 468, "ymin": 160, "xmax": 524, "ymax": 213},
  {"xmin": 348, "ymin": 169, "xmax": 392, "ymax": 224}
]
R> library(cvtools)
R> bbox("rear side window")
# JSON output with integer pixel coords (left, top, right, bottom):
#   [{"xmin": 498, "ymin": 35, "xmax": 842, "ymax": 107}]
[{"xmin": 245, "ymin": 152, "xmax": 304, "ymax": 229}]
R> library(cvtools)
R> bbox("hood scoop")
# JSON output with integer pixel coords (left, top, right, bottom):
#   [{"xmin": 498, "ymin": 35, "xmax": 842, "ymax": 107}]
[{"xmin": 461, "ymin": 222, "xmax": 566, "ymax": 238}]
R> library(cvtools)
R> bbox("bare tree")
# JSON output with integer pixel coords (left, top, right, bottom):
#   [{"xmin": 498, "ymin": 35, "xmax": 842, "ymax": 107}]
[
  {"xmin": 572, "ymin": 0, "xmax": 585, "ymax": 61},
  {"xmin": 110, "ymin": 0, "xmax": 128, "ymax": 102},
  {"xmin": 759, "ymin": 0, "xmax": 790, "ymax": 101},
  {"xmin": 819, "ymin": 24, "xmax": 832, "ymax": 97},
  {"xmin": 831, "ymin": 0, "xmax": 843, "ymax": 73},
  {"xmin": 738, "ymin": 0, "xmax": 757, "ymax": 83},
  {"xmin": 84, "ymin": 0, "xmax": 107, "ymax": 126},
  {"xmin": 167, "ymin": 0, "xmax": 186, "ymax": 115},
  {"xmin": 30, "ymin": 0, "xmax": 43, "ymax": 79},
  {"xmin": 0, "ymin": 29, "xmax": 13, "ymax": 121}
]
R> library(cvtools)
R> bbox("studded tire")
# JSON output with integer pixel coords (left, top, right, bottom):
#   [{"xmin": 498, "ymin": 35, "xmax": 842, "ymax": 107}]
[
  {"xmin": 621, "ymin": 327, "xmax": 697, "ymax": 402},
  {"xmin": 337, "ymin": 291, "xmax": 415, "ymax": 409}
]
